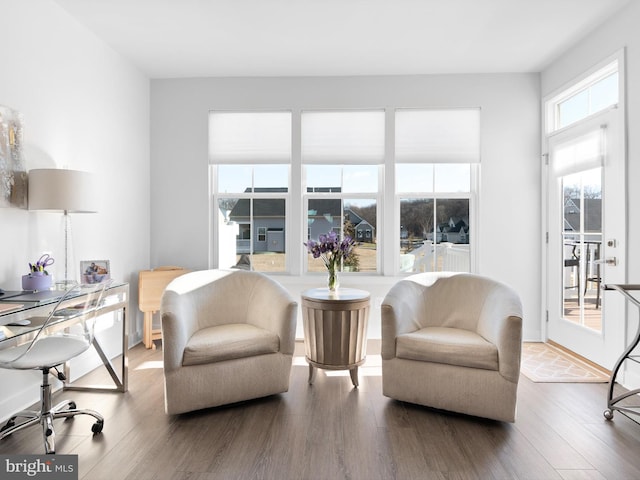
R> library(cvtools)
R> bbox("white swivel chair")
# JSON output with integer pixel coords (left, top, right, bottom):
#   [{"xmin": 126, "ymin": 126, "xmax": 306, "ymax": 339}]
[
  {"xmin": 381, "ymin": 272, "xmax": 523, "ymax": 422},
  {"xmin": 0, "ymin": 281, "xmax": 110, "ymax": 454},
  {"xmin": 162, "ymin": 269, "xmax": 297, "ymax": 415}
]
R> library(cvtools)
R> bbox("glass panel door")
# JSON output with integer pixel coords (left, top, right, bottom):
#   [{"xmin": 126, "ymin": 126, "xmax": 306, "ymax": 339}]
[
  {"xmin": 561, "ymin": 168, "xmax": 602, "ymax": 332},
  {"xmin": 546, "ymin": 111, "xmax": 625, "ymax": 370}
]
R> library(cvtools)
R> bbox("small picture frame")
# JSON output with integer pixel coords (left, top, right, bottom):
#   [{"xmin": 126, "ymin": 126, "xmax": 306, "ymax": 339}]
[{"xmin": 80, "ymin": 260, "xmax": 111, "ymax": 284}]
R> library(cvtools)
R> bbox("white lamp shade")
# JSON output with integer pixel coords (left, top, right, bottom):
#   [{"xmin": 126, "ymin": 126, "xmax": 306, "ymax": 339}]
[{"xmin": 28, "ymin": 169, "xmax": 98, "ymax": 213}]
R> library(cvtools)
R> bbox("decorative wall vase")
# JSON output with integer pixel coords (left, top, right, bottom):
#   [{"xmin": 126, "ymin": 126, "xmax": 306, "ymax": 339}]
[{"xmin": 0, "ymin": 105, "xmax": 27, "ymax": 209}]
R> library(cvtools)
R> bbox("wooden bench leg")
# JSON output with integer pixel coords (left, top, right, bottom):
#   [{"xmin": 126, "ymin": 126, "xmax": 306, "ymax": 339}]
[{"xmin": 143, "ymin": 311, "xmax": 153, "ymax": 349}]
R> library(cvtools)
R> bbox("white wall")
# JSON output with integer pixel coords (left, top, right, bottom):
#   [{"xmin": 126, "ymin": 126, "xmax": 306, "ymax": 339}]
[
  {"xmin": 0, "ymin": 0, "xmax": 150, "ymax": 421},
  {"xmin": 150, "ymin": 74, "xmax": 542, "ymax": 341},
  {"xmin": 542, "ymin": 1, "xmax": 640, "ymax": 384}
]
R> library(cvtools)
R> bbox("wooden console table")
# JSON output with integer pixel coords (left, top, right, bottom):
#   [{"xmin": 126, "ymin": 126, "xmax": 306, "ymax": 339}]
[{"xmin": 301, "ymin": 288, "xmax": 370, "ymax": 387}]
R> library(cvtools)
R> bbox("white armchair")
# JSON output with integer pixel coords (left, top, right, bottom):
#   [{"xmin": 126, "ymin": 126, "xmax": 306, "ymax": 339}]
[
  {"xmin": 381, "ymin": 272, "xmax": 523, "ymax": 422},
  {"xmin": 161, "ymin": 269, "xmax": 297, "ymax": 415}
]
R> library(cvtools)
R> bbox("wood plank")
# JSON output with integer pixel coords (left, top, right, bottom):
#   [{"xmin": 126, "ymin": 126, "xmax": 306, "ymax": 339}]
[
  {"xmin": 557, "ymin": 470, "xmax": 607, "ymax": 480},
  {"xmin": 513, "ymin": 378, "xmax": 593, "ymax": 470}
]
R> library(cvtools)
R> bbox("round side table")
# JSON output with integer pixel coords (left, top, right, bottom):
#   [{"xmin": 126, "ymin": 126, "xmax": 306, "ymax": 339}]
[{"xmin": 301, "ymin": 287, "xmax": 370, "ymax": 387}]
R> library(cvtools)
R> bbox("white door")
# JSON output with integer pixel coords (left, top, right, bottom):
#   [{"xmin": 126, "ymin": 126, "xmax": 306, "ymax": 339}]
[{"xmin": 546, "ymin": 109, "xmax": 626, "ymax": 369}]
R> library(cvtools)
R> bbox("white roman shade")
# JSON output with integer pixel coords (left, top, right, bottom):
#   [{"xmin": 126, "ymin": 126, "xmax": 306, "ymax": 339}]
[
  {"xmin": 550, "ymin": 127, "xmax": 604, "ymax": 177},
  {"xmin": 301, "ymin": 110, "xmax": 385, "ymax": 164},
  {"xmin": 395, "ymin": 109, "xmax": 481, "ymax": 163},
  {"xmin": 209, "ymin": 111, "xmax": 292, "ymax": 164}
]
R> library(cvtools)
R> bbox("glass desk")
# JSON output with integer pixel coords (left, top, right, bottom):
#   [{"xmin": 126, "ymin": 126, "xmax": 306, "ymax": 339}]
[{"xmin": 0, "ymin": 282, "xmax": 129, "ymax": 393}]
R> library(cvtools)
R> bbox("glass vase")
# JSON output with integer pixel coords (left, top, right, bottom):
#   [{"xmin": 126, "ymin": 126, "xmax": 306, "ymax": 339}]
[{"xmin": 327, "ymin": 268, "xmax": 339, "ymax": 292}]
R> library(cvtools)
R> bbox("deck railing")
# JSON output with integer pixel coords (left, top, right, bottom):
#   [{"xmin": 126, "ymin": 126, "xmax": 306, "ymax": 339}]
[{"xmin": 402, "ymin": 241, "xmax": 470, "ymax": 273}]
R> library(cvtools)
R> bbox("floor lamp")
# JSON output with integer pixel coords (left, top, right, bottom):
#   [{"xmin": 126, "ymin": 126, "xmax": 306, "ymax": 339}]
[{"xmin": 28, "ymin": 169, "xmax": 97, "ymax": 285}]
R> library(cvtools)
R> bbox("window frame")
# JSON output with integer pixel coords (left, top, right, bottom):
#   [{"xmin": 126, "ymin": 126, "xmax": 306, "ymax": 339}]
[
  {"xmin": 395, "ymin": 164, "xmax": 478, "ymax": 275},
  {"xmin": 303, "ymin": 169, "xmax": 382, "ymax": 274},
  {"xmin": 545, "ymin": 58, "xmax": 619, "ymax": 135},
  {"xmin": 212, "ymin": 164, "xmax": 291, "ymax": 272}
]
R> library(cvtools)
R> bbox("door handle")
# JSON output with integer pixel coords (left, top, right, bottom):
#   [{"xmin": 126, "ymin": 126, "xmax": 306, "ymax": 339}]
[{"xmin": 594, "ymin": 257, "xmax": 617, "ymax": 266}]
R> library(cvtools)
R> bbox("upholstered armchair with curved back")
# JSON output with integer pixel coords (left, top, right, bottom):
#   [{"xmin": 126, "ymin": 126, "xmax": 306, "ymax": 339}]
[
  {"xmin": 161, "ymin": 269, "xmax": 298, "ymax": 415},
  {"xmin": 381, "ymin": 272, "xmax": 523, "ymax": 422}
]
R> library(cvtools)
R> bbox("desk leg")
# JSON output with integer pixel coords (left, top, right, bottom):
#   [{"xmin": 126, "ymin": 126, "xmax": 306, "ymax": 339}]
[
  {"xmin": 64, "ymin": 303, "xmax": 128, "ymax": 393},
  {"xmin": 308, "ymin": 365, "xmax": 317, "ymax": 385},
  {"xmin": 349, "ymin": 367, "xmax": 359, "ymax": 388}
]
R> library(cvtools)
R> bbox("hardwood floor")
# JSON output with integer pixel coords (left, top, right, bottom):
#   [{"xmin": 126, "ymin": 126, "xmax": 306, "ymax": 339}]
[{"xmin": 2, "ymin": 342, "xmax": 640, "ymax": 479}]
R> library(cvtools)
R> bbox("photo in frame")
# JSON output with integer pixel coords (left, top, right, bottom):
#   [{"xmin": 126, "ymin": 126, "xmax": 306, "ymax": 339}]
[
  {"xmin": 0, "ymin": 105, "xmax": 28, "ymax": 208},
  {"xmin": 80, "ymin": 260, "xmax": 111, "ymax": 284}
]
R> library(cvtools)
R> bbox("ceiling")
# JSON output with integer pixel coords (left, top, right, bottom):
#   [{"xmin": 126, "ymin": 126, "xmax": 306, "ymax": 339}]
[{"xmin": 54, "ymin": 0, "xmax": 630, "ymax": 79}]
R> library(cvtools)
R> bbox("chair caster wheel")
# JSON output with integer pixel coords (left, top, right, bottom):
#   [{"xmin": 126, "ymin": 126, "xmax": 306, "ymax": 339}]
[
  {"xmin": 91, "ymin": 420, "xmax": 103, "ymax": 434},
  {"xmin": 604, "ymin": 409, "xmax": 614, "ymax": 420}
]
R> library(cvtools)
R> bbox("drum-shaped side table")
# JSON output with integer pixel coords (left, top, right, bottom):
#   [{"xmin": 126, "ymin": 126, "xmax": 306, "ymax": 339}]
[{"xmin": 301, "ymin": 288, "xmax": 370, "ymax": 387}]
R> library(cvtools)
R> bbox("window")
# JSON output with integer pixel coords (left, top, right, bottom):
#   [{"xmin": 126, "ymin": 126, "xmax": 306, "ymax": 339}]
[
  {"xmin": 215, "ymin": 172, "xmax": 288, "ymax": 272},
  {"xmin": 397, "ymin": 169, "xmax": 472, "ymax": 273},
  {"xmin": 302, "ymin": 110, "xmax": 384, "ymax": 273},
  {"xmin": 210, "ymin": 112, "xmax": 291, "ymax": 272},
  {"xmin": 210, "ymin": 108, "xmax": 479, "ymax": 276},
  {"xmin": 395, "ymin": 109, "xmax": 479, "ymax": 273},
  {"xmin": 305, "ymin": 188, "xmax": 378, "ymax": 273},
  {"xmin": 547, "ymin": 60, "xmax": 619, "ymax": 133},
  {"xmin": 257, "ymin": 227, "xmax": 267, "ymax": 242}
]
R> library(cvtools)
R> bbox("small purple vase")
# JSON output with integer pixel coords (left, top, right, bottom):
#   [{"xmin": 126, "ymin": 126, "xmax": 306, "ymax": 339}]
[{"xmin": 22, "ymin": 273, "xmax": 53, "ymax": 291}]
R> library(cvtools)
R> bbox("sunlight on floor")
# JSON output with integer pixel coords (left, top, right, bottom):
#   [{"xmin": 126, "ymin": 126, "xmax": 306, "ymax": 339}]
[
  {"xmin": 292, "ymin": 356, "xmax": 308, "ymax": 367},
  {"xmin": 137, "ymin": 356, "xmax": 382, "ymax": 376},
  {"xmin": 135, "ymin": 360, "xmax": 164, "ymax": 370},
  {"xmin": 293, "ymin": 354, "xmax": 382, "ymax": 377}
]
